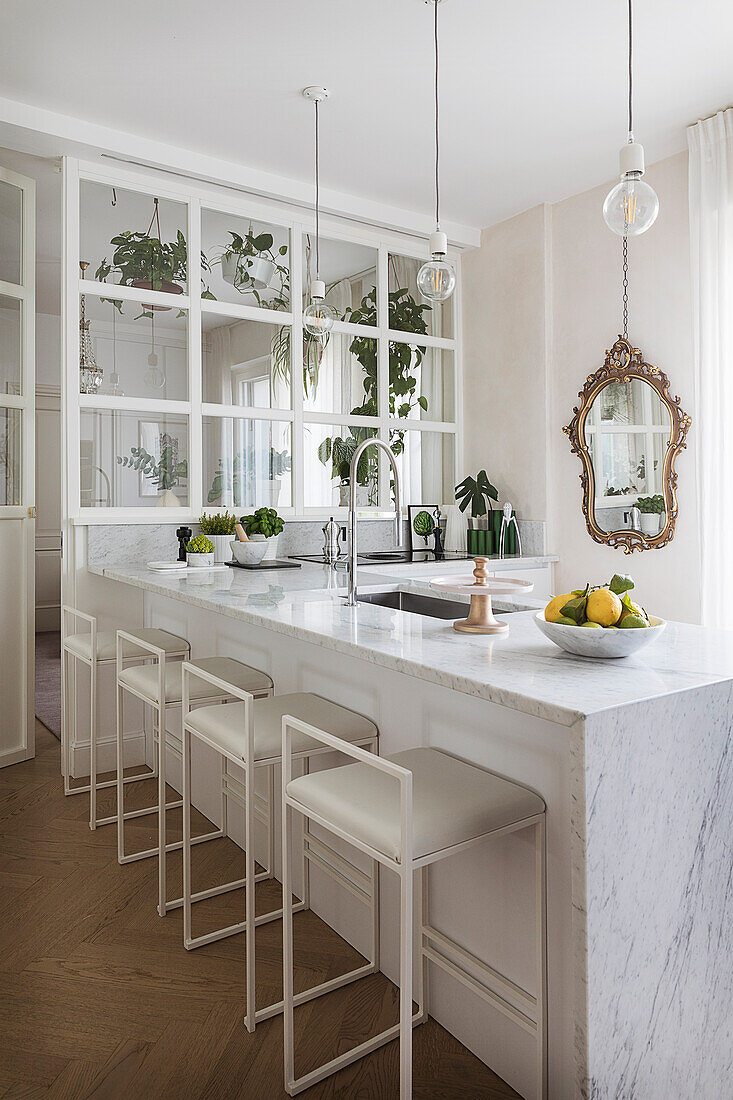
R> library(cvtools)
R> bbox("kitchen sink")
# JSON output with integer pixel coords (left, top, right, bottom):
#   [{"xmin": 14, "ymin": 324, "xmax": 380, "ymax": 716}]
[{"xmin": 356, "ymin": 589, "xmax": 516, "ymax": 620}]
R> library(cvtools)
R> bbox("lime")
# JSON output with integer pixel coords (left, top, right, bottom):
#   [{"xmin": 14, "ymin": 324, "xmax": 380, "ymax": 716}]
[
  {"xmin": 618, "ymin": 613, "xmax": 648, "ymax": 629},
  {"xmin": 555, "ymin": 616, "xmax": 577, "ymax": 626},
  {"xmin": 580, "ymin": 621, "xmax": 602, "ymax": 628}
]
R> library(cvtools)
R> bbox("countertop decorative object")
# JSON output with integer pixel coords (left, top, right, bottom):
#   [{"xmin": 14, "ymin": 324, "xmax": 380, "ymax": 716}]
[
  {"xmin": 535, "ymin": 610, "xmax": 666, "ymax": 658},
  {"xmin": 430, "ymin": 558, "xmax": 533, "ymax": 634}
]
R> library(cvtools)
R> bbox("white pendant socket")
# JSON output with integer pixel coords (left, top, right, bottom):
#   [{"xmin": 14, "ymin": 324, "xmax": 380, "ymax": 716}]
[
  {"xmin": 619, "ymin": 142, "xmax": 645, "ymax": 177},
  {"xmin": 311, "ymin": 279, "xmax": 326, "ymax": 300},
  {"xmin": 429, "ymin": 230, "xmax": 448, "ymax": 257},
  {"xmin": 302, "ymin": 86, "xmax": 329, "ymax": 102}
]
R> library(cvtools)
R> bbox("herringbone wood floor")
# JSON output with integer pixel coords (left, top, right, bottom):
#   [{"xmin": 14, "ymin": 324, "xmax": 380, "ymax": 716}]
[{"xmin": 0, "ymin": 723, "xmax": 520, "ymax": 1099}]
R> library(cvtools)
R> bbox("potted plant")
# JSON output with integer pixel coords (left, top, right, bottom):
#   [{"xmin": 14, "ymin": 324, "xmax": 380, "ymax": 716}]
[
  {"xmin": 635, "ymin": 494, "xmax": 665, "ymax": 536},
  {"xmin": 198, "ymin": 511, "xmax": 237, "ymax": 563},
  {"xmin": 217, "ymin": 230, "xmax": 289, "ymax": 303},
  {"xmin": 186, "ymin": 533, "xmax": 215, "ymax": 567},
  {"xmin": 317, "ymin": 430, "xmax": 379, "ymax": 507},
  {"xmin": 239, "ymin": 507, "xmax": 284, "ymax": 561},
  {"xmin": 207, "ymin": 448, "xmax": 292, "ymax": 509},
  {"xmin": 455, "ymin": 470, "xmax": 500, "ymax": 555},
  {"xmin": 117, "ymin": 443, "xmax": 188, "ymax": 507}
]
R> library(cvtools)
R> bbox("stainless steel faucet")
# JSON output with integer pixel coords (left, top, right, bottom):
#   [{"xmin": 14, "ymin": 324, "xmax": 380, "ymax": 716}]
[{"xmin": 346, "ymin": 439, "xmax": 402, "ymax": 605}]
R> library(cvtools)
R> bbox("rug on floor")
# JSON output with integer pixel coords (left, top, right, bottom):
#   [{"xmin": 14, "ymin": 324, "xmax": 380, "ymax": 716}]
[{"xmin": 36, "ymin": 630, "xmax": 61, "ymax": 739}]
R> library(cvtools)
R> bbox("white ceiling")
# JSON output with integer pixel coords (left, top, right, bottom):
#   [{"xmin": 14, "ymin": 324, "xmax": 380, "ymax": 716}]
[{"xmin": 0, "ymin": 0, "xmax": 730, "ymax": 233}]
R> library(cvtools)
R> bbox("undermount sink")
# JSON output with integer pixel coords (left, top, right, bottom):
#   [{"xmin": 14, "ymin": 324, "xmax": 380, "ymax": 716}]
[{"xmin": 356, "ymin": 589, "xmax": 516, "ymax": 620}]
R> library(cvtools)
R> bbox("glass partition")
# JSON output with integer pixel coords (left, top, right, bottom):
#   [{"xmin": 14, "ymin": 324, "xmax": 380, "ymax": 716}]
[
  {"xmin": 202, "ymin": 315, "xmax": 290, "ymax": 409},
  {"xmin": 203, "ymin": 416, "xmax": 291, "ymax": 510},
  {"xmin": 80, "ymin": 408, "xmax": 189, "ymax": 508},
  {"xmin": 0, "ymin": 407, "xmax": 21, "ymax": 505},
  {"xmin": 0, "ymin": 296, "xmax": 21, "ymax": 396},
  {"xmin": 388, "ymin": 252, "xmax": 453, "ymax": 339},
  {"xmin": 202, "ymin": 208, "xmax": 290, "ymax": 310},
  {"xmin": 302, "ymin": 236, "xmax": 377, "ymax": 325},
  {"xmin": 84, "ymin": 296, "xmax": 188, "ymax": 401},
  {"xmin": 0, "ymin": 179, "xmax": 22, "ymax": 285}
]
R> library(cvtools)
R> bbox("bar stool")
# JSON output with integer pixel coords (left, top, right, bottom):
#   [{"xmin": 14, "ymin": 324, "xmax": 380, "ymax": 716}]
[
  {"xmin": 180, "ymin": 661, "xmax": 380, "ymax": 1033},
  {"xmin": 281, "ymin": 718, "xmax": 547, "ymax": 1099},
  {"xmin": 115, "ymin": 630, "xmax": 273, "ymax": 917},
  {"xmin": 61, "ymin": 606, "xmax": 189, "ymax": 829}
]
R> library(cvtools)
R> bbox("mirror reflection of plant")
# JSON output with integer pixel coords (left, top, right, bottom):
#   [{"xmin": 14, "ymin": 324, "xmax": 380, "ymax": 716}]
[
  {"xmin": 117, "ymin": 444, "xmax": 187, "ymax": 491},
  {"xmin": 635, "ymin": 494, "xmax": 665, "ymax": 514},
  {"xmin": 206, "ymin": 447, "xmax": 291, "ymax": 506}
]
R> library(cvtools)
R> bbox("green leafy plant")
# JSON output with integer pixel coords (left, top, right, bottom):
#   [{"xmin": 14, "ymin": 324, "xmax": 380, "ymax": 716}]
[
  {"xmin": 117, "ymin": 444, "xmax": 187, "ymax": 491},
  {"xmin": 635, "ymin": 494, "xmax": 665, "ymax": 514},
  {"xmin": 186, "ymin": 534, "xmax": 214, "ymax": 554},
  {"xmin": 239, "ymin": 507, "xmax": 284, "ymax": 539},
  {"xmin": 216, "ymin": 230, "xmax": 289, "ymax": 307},
  {"xmin": 317, "ymin": 429, "xmax": 378, "ymax": 497},
  {"xmin": 95, "ymin": 229, "xmax": 213, "ymax": 314},
  {"xmin": 455, "ymin": 471, "xmax": 499, "ymax": 517},
  {"xmin": 198, "ymin": 511, "xmax": 237, "ymax": 535},
  {"xmin": 206, "ymin": 449, "xmax": 291, "ymax": 506}
]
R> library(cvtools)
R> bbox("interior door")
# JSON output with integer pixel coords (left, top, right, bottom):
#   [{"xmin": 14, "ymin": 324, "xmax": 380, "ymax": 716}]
[{"xmin": 0, "ymin": 165, "xmax": 35, "ymax": 766}]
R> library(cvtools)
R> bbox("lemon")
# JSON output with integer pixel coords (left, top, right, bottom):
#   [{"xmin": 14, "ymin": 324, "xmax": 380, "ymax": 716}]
[
  {"xmin": 580, "ymin": 620, "xmax": 602, "ymax": 628},
  {"xmin": 545, "ymin": 594, "xmax": 573, "ymax": 623},
  {"xmin": 586, "ymin": 587, "xmax": 622, "ymax": 627},
  {"xmin": 618, "ymin": 612, "xmax": 648, "ymax": 629}
]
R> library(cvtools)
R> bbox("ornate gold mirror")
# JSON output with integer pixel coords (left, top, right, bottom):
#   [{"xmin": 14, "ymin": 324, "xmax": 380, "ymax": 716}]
[{"xmin": 564, "ymin": 337, "xmax": 691, "ymax": 553}]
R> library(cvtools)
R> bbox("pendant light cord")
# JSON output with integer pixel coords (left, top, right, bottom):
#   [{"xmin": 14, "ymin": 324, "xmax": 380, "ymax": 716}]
[
  {"xmin": 433, "ymin": 0, "xmax": 440, "ymax": 229},
  {"xmin": 627, "ymin": 0, "xmax": 633, "ymax": 137},
  {"xmin": 314, "ymin": 99, "xmax": 320, "ymax": 280},
  {"xmin": 622, "ymin": 236, "xmax": 629, "ymax": 338}
]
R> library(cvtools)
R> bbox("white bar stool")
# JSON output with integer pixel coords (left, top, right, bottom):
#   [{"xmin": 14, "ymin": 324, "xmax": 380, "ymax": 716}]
[
  {"xmin": 181, "ymin": 661, "xmax": 380, "ymax": 1033},
  {"xmin": 61, "ymin": 606, "xmax": 189, "ymax": 829},
  {"xmin": 115, "ymin": 630, "xmax": 273, "ymax": 917},
  {"xmin": 281, "ymin": 719, "xmax": 547, "ymax": 1100}
]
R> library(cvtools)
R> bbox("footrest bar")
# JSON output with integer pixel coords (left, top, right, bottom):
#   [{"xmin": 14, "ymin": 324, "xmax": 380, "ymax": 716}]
[
  {"xmin": 184, "ymin": 899, "xmax": 308, "ymax": 949},
  {"xmin": 422, "ymin": 942, "xmax": 537, "ymax": 1036}
]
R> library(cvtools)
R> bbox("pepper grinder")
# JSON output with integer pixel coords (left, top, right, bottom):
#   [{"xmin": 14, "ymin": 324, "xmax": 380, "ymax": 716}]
[{"xmin": 176, "ymin": 526, "xmax": 192, "ymax": 562}]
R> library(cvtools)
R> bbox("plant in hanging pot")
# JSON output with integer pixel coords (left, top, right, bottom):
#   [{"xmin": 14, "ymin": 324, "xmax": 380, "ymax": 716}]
[
  {"xmin": 455, "ymin": 470, "xmax": 500, "ymax": 555},
  {"xmin": 198, "ymin": 511, "xmax": 237, "ymax": 562},
  {"xmin": 635, "ymin": 494, "xmax": 665, "ymax": 536},
  {"xmin": 186, "ymin": 533, "xmax": 215, "ymax": 568},
  {"xmin": 217, "ymin": 230, "xmax": 289, "ymax": 305},
  {"xmin": 239, "ymin": 507, "xmax": 284, "ymax": 561},
  {"xmin": 117, "ymin": 443, "xmax": 188, "ymax": 507}
]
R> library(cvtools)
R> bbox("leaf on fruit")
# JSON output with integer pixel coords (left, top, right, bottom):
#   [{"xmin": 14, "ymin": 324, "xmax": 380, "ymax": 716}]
[
  {"xmin": 560, "ymin": 595, "xmax": 587, "ymax": 624},
  {"xmin": 609, "ymin": 573, "xmax": 634, "ymax": 595}
]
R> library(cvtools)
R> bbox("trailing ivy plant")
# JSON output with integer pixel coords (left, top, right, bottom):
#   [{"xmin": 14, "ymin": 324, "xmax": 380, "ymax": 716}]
[
  {"xmin": 216, "ymin": 230, "xmax": 289, "ymax": 307},
  {"xmin": 117, "ymin": 444, "xmax": 187, "ymax": 491},
  {"xmin": 96, "ymin": 230, "xmax": 214, "ymax": 315}
]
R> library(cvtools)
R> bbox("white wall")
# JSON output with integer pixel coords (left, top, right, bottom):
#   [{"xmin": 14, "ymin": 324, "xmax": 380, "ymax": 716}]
[{"xmin": 463, "ymin": 152, "xmax": 701, "ymax": 623}]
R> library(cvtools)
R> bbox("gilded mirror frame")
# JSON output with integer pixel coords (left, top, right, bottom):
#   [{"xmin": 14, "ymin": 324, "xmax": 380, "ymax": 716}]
[{"xmin": 564, "ymin": 336, "xmax": 691, "ymax": 554}]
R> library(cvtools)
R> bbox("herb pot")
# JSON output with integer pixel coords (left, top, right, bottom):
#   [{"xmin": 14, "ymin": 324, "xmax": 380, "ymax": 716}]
[
  {"xmin": 187, "ymin": 551, "xmax": 214, "ymax": 568},
  {"xmin": 209, "ymin": 534, "xmax": 232, "ymax": 563},
  {"xmin": 640, "ymin": 513, "xmax": 660, "ymax": 536}
]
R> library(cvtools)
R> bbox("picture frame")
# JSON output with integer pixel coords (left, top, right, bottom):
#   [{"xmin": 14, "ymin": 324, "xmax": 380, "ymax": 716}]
[{"xmin": 408, "ymin": 504, "xmax": 439, "ymax": 551}]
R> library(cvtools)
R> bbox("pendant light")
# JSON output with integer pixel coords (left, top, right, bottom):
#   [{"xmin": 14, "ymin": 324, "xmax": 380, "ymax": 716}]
[
  {"xmin": 302, "ymin": 86, "xmax": 337, "ymax": 339},
  {"xmin": 78, "ymin": 262, "xmax": 103, "ymax": 394},
  {"xmin": 602, "ymin": 0, "xmax": 659, "ymax": 236},
  {"xmin": 417, "ymin": 0, "xmax": 455, "ymax": 302}
]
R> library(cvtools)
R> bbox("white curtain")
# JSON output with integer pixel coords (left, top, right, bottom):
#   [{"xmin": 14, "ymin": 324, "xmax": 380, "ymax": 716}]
[{"xmin": 688, "ymin": 109, "xmax": 733, "ymax": 627}]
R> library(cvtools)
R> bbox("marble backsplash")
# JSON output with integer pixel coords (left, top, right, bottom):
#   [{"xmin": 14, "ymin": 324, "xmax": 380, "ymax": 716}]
[{"xmin": 86, "ymin": 517, "xmax": 546, "ymax": 569}]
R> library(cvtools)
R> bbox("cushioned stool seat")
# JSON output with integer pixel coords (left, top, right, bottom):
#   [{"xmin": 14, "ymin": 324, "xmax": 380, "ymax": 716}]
[
  {"xmin": 287, "ymin": 747, "xmax": 545, "ymax": 863},
  {"xmin": 65, "ymin": 627, "xmax": 189, "ymax": 663},
  {"xmin": 186, "ymin": 692, "xmax": 378, "ymax": 762},
  {"xmin": 119, "ymin": 656, "xmax": 273, "ymax": 706}
]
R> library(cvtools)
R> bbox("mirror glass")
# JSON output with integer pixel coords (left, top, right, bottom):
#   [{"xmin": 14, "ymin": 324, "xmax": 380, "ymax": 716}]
[{"xmin": 587, "ymin": 378, "xmax": 672, "ymax": 535}]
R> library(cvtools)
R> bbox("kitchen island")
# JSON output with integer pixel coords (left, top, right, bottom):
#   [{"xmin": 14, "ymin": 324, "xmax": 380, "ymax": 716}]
[{"xmin": 90, "ymin": 559, "xmax": 733, "ymax": 1100}]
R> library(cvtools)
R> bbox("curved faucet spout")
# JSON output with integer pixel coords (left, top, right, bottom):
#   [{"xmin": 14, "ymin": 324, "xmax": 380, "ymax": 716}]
[{"xmin": 347, "ymin": 439, "xmax": 402, "ymax": 606}]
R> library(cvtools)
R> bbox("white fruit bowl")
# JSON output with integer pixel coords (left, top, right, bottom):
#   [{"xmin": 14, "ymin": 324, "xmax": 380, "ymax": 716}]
[{"xmin": 534, "ymin": 611, "xmax": 666, "ymax": 659}]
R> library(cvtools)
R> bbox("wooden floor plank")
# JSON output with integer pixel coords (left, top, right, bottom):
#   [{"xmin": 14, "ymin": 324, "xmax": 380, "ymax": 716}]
[{"xmin": 0, "ymin": 724, "xmax": 519, "ymax": 1100}]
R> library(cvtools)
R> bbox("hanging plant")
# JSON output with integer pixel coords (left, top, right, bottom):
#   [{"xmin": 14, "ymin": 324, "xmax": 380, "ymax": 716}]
[{"xmin": 216, "ymin": 229, "xmax": 289, "ymax": 306}]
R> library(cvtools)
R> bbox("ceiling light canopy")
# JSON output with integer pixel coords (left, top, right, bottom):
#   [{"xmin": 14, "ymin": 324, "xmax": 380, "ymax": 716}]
[
  {"xmin": 603, "ymin": 0, "xmax": 659, "ymax": 237},
  {"xmin": 302, "ymin": 86, "xmax": 338, "ymax": 339},
  {"xmin": 417, "ymin": 0, "xmax": 456, "ymax": 303}
]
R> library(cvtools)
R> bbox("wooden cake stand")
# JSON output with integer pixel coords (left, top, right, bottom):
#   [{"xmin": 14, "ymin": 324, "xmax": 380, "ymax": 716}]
[{"xmin": 430, "ymin": 557, "xmax": 534, "ymax": 635}]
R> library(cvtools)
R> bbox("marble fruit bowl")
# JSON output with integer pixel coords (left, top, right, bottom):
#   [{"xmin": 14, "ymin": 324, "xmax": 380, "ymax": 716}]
[{"xmin": 535, "ymin": 611, "xmax": 666, "ymax": 658}]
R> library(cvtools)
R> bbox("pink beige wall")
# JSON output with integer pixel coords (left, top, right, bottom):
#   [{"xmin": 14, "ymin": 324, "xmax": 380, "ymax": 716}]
[{"xmin": 462, "ymin": 152, "xmax": 701, "ymax": 623}]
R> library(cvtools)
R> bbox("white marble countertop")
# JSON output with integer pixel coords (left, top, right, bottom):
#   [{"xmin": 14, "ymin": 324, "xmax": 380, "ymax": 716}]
[{"xmin": 94, "ymin": 560, "xmax": 733, "ymax": 727}]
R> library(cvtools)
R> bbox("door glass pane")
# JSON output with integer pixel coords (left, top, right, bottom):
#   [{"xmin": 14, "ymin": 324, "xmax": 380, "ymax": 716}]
[
  {"xmin": 303, "ymin": 423, "xmax": 378, "ymax": 508},
  {"xmin": 202, "ymin": 315, "xmax": 290, "ymax": 409},
  {"xmin": 303, "ymin": 334, "xmax": 378, "ymax": 416},
  {"xmin": 597, "ymin": 431, "xmax": 647, "ymax": 500},
  {"xmin": 80, "ymin": 180, "xmax": 188, "ymax": 294},
  {"xmin": 84, "ymin": 295, "xmax": 188, "ymax": 400},
  {"xmin": 390, "ymin": 428, "xmax": 455, "ymax": 506},
  {"xmin": 388, "ymin": 343, "xmax": 454, "ymax": 422},
  {"xmin": 80, "ymin": 409, "xmax": 189, "ymax": 508},
  {"xmin": 0, "ymin": 180, "xmax": 22, "ymax": 285},
  {"xmin": 302, "ymin": 236, "xmax": 377, "ymax": 325},
  {"xmin": 203, "ymin": 416, "xmax": 291, "ymax": 510},
  {"xmin": 0, "ymin": 296, "xmax": 21, "ymax": 396},
  {"xmin": 388, "ymin": 253, "xmax": 453, "ymax": 339},
  {"xmin": 202, "ymin": 208, "xmax": 290, "ymax": 310},
  {"xmin": 0, "ymin": 408, "xmax": 21, "ymax": 505}
]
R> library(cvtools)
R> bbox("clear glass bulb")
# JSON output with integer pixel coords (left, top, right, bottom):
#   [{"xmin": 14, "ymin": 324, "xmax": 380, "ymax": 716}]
[
  {"xmin": 303, "ymin": 297, "xmax": 337, "ymax": 338},
  {"xmin": 145, "ymin": 352, "xmax": 165, "ymax": 389},
  {"xmin": 417, "ymin": 256, "xmax": 456, "ymax": 301},
  {"xmin": 603, "ymin": 175, "xmax": 659, "ymax": 236}
]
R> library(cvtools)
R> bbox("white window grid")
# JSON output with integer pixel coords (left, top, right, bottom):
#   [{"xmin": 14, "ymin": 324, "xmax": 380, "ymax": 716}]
[{"xmin": 64, "ymin": 157, "xmax": 462, "ymax": 522}]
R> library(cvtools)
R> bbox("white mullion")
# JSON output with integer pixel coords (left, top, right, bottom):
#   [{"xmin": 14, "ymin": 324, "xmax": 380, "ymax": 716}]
[
  {"xmin": 303, "ymin": 412, "xmax": 380, "ymax": 429},
  {"xmin": 64, "ymin": 158, "xmax": 81, "ymax": 523},
  {"xmin": 291, "ymin": 223, "xmax": 304, "ymax": 515},
  {"xmin": 329, "ymin": 318, "xmax": 379, "ymax": 340},
  {"xmin": 79, "ymin": 394, "xmax": 192, "ymax": 414},
  {"xmin": 377, "ymin": 244, "xmax": 389, "ymax": 509},
  {"xmin": 386, "ymin": 328, "xmax": 455, "ymax": 351},
  {"xmin": 21, "ymin": 171, "xmax": 36, "ymax": 510},
  {"xmin": 0, "ymin": 279, "xmax": 30, "ymax": 300},
  {"xmin": 201, "ymin": 298, "xmax": 293, "ymax": 326},
  {"xmin": 389, "ymin": 418, "xmax": 457, "ymax": 433},
  {"xmin": 188, "ymin": 196, "xmax": 203, "ymax": 519},
  {"xmin": 0, "ymin": 394, "xmax": 24, "ymax": 410},
  {"xmin": 453, "ymin": 253, "xmax": 464, "ymax": 481},
  {"xmin": 78, "ymin": 278, "xmax": 191, "ymax": 311},
  {"xmin": 202, "ymin": 402, "xmax": 294, "ymax": 423}
]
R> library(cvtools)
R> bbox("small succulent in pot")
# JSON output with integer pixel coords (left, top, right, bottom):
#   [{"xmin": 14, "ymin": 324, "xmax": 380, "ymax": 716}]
[{"xmin": 186, "ymin": 533, "xmax": 215, "ymax": 567}]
